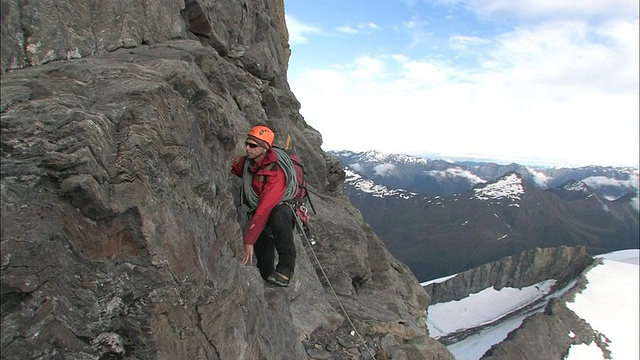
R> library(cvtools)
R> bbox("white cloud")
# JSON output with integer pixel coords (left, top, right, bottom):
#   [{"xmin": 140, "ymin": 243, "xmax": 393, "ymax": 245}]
[
  {"xmin": 581, "ymin": 175, "xmax": 639, "ymax": 189},
  {"xmin": 351, "ymin": 56, "xmax": 386, "ymax": 80},
  {"xmin": 373, "ymin": 163, "xmax": 396, "ymax": 177},
  {"xmin": 285, "ymin": 15, "xmax": 322, "ymax": 45},
  {"xmin": 526, "ymin": 167, "xmax": 552, "ymax": 187},
  {"xmin": 439, "ymin": 0, "xmax": 638, "ymax": 21},
  {"xmin": 485, "ymin": 0, "xmax": 636, "ymax": 20},
  {"xmin": 365, "ymin": 22, "xmax": 380, "ymax": 30},
  {"xmin": 401, "ymin": 60, "xmax": 450, "ymax": 85},
  {"xmin": 288, "ymin": 2, "xmax": 639, "ymax": 167},
  {"xmin": 402, "ymin": 20, "xmax": 419, "ymax": 29},
  {"xmin": 337, "ymin": 22, "xmax": 380, "ymax": 35},
  {"xmin": 425, "ymin": 168, "xmax": 486, "ymax": 185},
  {"xmin": 336, "ymin": 26, "xmax": 359, "ymax": 35},
  {"xmin": 481, "ymin": 20, "xmax": 639, "ymax": 92},
  {"xmin": 449, "ymin": 35, "xmax": 491, "ymax": 51}
]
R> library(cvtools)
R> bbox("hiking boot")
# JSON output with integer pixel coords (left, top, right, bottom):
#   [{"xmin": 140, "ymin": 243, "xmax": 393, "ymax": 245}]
[{"xmin": 267, "ymin": 272, "xmax": 290, "ymax": 287}]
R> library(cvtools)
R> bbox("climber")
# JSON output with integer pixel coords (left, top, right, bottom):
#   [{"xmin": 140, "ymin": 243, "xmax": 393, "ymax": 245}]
[{"xmin": 231, "ymin": 125, "xmax": 296, "ymax": 287}]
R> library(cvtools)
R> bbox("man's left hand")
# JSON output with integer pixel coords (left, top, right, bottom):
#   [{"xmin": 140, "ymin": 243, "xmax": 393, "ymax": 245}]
[{"xmin": 242, "ymin": 244, "xmax": 254, "ymax": 265}]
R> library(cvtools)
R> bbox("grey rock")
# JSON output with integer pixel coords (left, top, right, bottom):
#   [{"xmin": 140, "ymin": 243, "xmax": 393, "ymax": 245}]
[
  {"xmin": 306, "ymin": 347, "xmax": 333, "ymax": 359},
  {"xmin": 425, "ymin": 246, "xmax": 593, "ymax": 304},
  {"xmin": 1, "ymin": 1, "xmax": 452, "ymax": 359}
]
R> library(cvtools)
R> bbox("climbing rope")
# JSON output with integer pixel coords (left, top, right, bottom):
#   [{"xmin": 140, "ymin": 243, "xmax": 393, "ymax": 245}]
[
  {"xmin": 241, "ymin": 147, "xmax": 298, "ymax": 210},
  {"xmin": 291, "ymin": 203, "xmax": 377, "ymax": 359}
]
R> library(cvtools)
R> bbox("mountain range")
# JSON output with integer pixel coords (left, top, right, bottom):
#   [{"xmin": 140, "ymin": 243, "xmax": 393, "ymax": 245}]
[
  {"xmin": 331, "ymin": 150, "xmax": 639, "ymax": 201},
  {"xmin": 329, "ymin": 150, "xmax": 639, "ymax": 281}
]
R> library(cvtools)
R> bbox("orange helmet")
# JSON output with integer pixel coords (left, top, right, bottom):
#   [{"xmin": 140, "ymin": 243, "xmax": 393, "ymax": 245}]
[{"xmin": 247, "ymin": 125, "xmax": 274, "ymax": 148}]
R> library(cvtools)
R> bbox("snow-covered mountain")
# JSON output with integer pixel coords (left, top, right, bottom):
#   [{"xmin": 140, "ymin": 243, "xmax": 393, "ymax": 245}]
[
  {"xmin": 330, "ymin": 150, "xmax": 639, "ymax": 205},
  {"xmin": 422, "ymin": 249, "xmax": 639, "ymax": 360},
  {"xmin": 328, "ymin": 150, "xmax": 639, "ymax": 359},
  {"xmin": 341, "ymin": 167, "xmax": 639, "ymax": 281}
]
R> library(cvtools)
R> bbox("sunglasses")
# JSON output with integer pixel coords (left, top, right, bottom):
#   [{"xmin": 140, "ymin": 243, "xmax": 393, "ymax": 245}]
[{"xmin": 245, "ymin": 141, "xmax": 260, "ymax": 149}]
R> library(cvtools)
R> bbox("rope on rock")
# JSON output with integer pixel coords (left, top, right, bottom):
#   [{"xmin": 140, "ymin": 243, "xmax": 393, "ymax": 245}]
[{"xmin": 291, "ymin": 204, "xmax": 377, "ymax": 359}]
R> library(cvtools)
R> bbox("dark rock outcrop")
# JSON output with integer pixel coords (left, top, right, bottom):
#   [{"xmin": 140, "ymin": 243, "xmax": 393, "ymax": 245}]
[
  {"xmin": 1, "ymin": 1, "xmax": 453, "ymax": 359},
  {"xmin": 424, "ymin": 246, "xmax": 593, "ymax": 304}
]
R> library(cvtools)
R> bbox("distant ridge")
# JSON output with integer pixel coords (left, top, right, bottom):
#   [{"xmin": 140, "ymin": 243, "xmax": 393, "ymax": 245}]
[
  {"xmin": 333, "ymin": 150, "xmax": 639, "ymax": 281},
  {"xmin": 330, "ymin": 150, "xmax": 639, "ymax": 203}
]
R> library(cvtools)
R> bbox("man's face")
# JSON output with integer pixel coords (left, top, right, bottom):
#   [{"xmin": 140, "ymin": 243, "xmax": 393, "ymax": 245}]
[{"xmin": 245, "ymin": 139, "xmax": 264, "ymax": 159}]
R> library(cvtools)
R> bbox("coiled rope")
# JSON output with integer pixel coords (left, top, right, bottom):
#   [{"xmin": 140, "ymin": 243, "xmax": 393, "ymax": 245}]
[{"xmin": 241, "ymin": 147, "xmax": 298, "ymax": 210}]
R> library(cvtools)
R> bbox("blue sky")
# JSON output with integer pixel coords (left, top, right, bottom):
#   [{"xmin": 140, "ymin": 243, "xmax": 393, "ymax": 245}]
[{"xmin": 283, "ymin": 0, "xmax": 639, "ymax": 167}]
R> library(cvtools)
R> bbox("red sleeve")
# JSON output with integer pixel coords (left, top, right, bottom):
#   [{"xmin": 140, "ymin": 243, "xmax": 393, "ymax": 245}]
[
  {"xmin": 243, "ymin": 168, "xmax": 286, "ymax": 245},
  {"xmin": 231, "ymin": 156, "xmax": 246, "ymax": 177}
]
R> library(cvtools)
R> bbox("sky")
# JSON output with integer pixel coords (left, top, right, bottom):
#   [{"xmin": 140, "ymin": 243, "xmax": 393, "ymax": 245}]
[
  {"xmin": 282, "ymin": 0, "xmax": 640, "ymax": 168},
  {"xmin": 422, "ymin": 249, "xmax": 639, "ymax": 360}
]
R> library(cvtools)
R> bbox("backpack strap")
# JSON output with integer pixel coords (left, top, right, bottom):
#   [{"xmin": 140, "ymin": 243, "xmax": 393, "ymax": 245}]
[{"xmin": 289, "ymin": 156, "xmax": 316, "ymax": 215}]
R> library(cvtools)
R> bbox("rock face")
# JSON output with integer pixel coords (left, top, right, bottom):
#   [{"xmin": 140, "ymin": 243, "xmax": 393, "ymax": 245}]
[
  {"xmin": 1, "ymin": 1, "xmax": 453, "ymax": 359},
  {"xmin": 424, "ymin": 246, "xmax": 593, "ymax": 304}
]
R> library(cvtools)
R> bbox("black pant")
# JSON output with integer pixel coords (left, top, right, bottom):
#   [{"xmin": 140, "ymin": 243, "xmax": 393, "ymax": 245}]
[{"xmin": 254, "ymin": 204, "xmax": 296, "ymax": 280}]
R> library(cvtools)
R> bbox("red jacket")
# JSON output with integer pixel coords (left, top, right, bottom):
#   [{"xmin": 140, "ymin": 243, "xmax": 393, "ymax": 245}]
[{"xmin": 231, "ymin": 149, "xmax": 286, "ymax": 245}]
